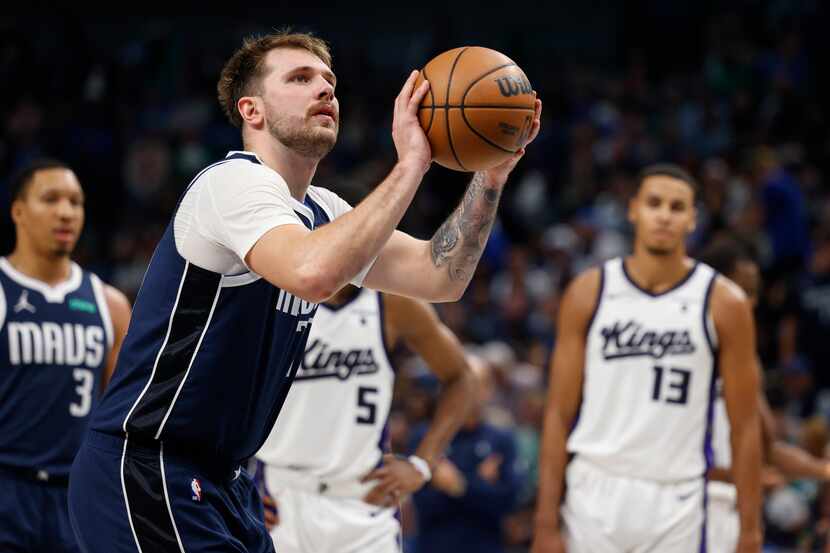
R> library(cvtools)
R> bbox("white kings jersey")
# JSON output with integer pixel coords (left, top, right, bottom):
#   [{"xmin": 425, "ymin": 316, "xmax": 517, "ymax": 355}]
[
  {"xmin": 257, "ymin": 288, "xmax": 394, "ymax": 481},
  {"xmin": 567, "ymin": 257, "xmax": 720, "ymax": 482}
]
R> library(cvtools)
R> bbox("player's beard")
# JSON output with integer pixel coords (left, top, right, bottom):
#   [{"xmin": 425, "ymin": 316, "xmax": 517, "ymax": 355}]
[
  {"xmin": 42, "ymin": 237, "xmax": 74, "ymax": 258},
  {"xmin": 643, "ymin": 240, "xmax": 677, "ymax": 257},
  {"xmin": 51, "ymin": 244, "xmax": 73, "ymax": 257},
  {"xmin": 265, "ymin": 105, "xmax": 337, "ymax": 160}
]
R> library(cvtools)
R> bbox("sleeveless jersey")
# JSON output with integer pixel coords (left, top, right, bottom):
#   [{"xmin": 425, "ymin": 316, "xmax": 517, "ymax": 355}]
[
  {"xmin": 567, "ymin": 257, "xmax": 719, "ymax": 481},
  {"xmin": 710, "ymin": 382, "xmax": 731, "ymax": 470},
  {"xmin": 257, "ymin": 288, "xmax": 394, "ymax": 481},
  {"xmin": 90, "ymin": 152, "xmax": 333, "ymax": 471},
  {"xmin": 0, "ymin": 258, "xmax": 112, "ymax": 476}
]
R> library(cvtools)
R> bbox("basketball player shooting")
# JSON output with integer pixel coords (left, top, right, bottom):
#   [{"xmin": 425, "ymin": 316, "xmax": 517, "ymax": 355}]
[
  {"xmin": 531, "ymin": 165, "xmax": 762, "ymax": 553},
  {"xmin": 67, "ymin": 31, "xmax": 541, "ymax": 553},
  {"xmin": 256, "ymin": 285, "xmax": 475, "ymax": 553}
]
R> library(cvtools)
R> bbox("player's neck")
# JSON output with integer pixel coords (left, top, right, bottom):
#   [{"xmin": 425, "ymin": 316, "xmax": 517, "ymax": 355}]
[
  {"xmin": 245, "ymin": 139, "xmax": 318, "ymax": 201},
  {"xmin": 625, "ymin": 247, "xmax": 694, "ymax": 294},
  {"xmin": 6, "ymin": 248, "xmax": 73, "ymax": 286}
]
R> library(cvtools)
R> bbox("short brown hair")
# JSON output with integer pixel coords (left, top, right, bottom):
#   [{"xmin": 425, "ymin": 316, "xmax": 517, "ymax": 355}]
[{"xmin": 217, "ymin": 31, "xmax": 332, "ymax": 129}]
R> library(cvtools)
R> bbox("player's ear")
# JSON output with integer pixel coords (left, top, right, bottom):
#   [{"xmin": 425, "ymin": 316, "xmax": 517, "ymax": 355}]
[
  {"xmin": 688, "ymin": 205, "xmax": 698, "ymax": 234},
  {"xmin": 627, "ymin": 196, "xmax": 638, "ymax": 225},
  {"xmin": 10, "ymin": 199, "xmax": 25, "ymax": 226},
  {"xmin": 238, "ymin": 96, "xmax": 264, "ymax": 129}
]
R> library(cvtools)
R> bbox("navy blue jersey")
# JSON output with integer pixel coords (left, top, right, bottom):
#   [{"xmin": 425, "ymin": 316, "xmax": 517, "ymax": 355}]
[
  {"xmin": 0, "ymin": 259, "xmax": 112, "ymax": 476},
  {"xmin": 91, "ymin": 153, "xmax": 332, "ymax": 471}
]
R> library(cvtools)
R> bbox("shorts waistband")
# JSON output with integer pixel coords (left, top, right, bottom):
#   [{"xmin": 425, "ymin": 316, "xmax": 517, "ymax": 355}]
[
  {"xmin": 0, "ymin": 464, "xmax": 69, "ymax": 486},
  {"xmin": 569, "ymin": 455, "xmax": 704, "ymax": 486},
  {"xmin": 263, "ymin": 464, "xmax": 375, "ymax": 500},
  {"xmin": 86, "ymin": 430, "xmax": 240, "ymax": 482}
]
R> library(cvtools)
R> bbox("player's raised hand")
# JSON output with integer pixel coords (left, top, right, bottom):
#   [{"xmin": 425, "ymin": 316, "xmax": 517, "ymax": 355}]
[
  {"xmin": 480, "ymin": 96, "xmax": 543, "ymax": 188},
  {"xmin": 361, "ymin": 453, "xmax": 427, "ymax": 507},
  {"xmin": 392, "ymin": 70, "xmax": 432, "ymax": 175}
]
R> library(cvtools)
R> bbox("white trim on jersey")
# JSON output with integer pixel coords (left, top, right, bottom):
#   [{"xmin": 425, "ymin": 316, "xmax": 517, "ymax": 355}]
[
  {"xmin": 705, "ymin": 309, "xmax": 719, "ymax": 351},
  {"xmin": 567, "ymin": 257, "xmax": 718, "ymax": 482},
  {"xmin": 226, "ymin": 150, "xmax": 314, "ymax": 223},
  {"xmin": 89, "ymin": 273, "xmax": 115, "ymax": 349},
  {"xmin": 120, "ymin": 436, "xmax": 145, "ymax": 553},
  {"xmin": 220, "ymin": 271, "xmax": 262, "ymax": 288},
  {"xmin": 303, "ymin": 186, "xmax": 376, "ymax": 287},
  {"xmin": 122, "ymin": 263, "xmax": 190, "ymax": 434},
  {"xmin": 226, "ymin": 150, "xmax": 265, "ymax": 163},
  {"xmin": 160, "ymin": 443, "xmax": 187, "ymax": 553},
  {"xmin": 306, "ymin": 187, "xmax": 336, "ymax": 222},
  {"xmin": 154, "ymin": 277, "xmax": 223, "ymax": 439},
  {"xmin": 0, "ymin": 258, "xmax": 82, "ymax": 303},
  {"xmin": 0, "ymin": 280, "xmax": 6, "ymax": 331},
  {"xmin": 290, "ymin": 198, "xmax": 315, "ymax": 224}
]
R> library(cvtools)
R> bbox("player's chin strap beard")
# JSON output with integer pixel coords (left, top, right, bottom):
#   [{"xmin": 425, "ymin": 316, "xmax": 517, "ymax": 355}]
[{"xmin": 645, "ymin": 245, "xmax": 674, "ymax": 257}]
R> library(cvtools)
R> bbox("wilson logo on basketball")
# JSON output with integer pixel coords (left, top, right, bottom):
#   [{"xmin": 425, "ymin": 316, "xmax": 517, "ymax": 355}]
[{"xmin": 494, "ymin": 75, "xmax": 532, "ymax": 97}]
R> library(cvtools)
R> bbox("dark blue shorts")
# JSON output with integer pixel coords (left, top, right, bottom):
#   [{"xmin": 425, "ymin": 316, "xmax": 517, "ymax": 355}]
[
  {"xmin": 0, "ymin": 470, "xmax": 78, "ymax": 552},
  {"xmin": 68, "ymin": 431, "xmax": 273, "ymax": 553}
]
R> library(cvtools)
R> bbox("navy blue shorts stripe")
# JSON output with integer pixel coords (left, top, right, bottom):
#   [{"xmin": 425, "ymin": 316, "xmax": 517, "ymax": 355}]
[
  {"xmin": 123, "ymin": 439, "xmax": 181, "ymax": 552},
  {"xmin": 126, "ymin": 263, "xmax": 222, "ymax": 437}
]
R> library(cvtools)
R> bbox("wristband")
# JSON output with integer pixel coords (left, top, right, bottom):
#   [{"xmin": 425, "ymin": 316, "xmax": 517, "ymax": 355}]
[{"xmin": 408, "ymin": 455, "xmax": 432, "ymax": 482}]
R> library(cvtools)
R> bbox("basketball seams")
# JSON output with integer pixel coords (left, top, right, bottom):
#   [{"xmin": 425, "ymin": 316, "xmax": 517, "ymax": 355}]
[
  {"xmin": 419, "ymin": 105, "xmax": 535, "ymax": 110},
  {"xmin": 460, "ymin": 109, "xmax": 520, "ymax": 154},
  {"xmin": 421, "ymin": 66, "xmax": 435, "ymax": 134},
  {"xmin": 445, "ymin": 47, "xmax": 468, "ymax": 171},
  {"xmin": 459, "ymin": 62, "xmax": 519, "ymax": 106},
  {"xmin": 459, "ymin": 60, "xmax": 531, "ymax": 156},
  {"xmin": 418, "ymin": 46, "xmax": 532, "ymax": 171}
]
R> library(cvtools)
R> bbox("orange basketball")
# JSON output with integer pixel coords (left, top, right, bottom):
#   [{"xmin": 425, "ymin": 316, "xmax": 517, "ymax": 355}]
[{"xmin": 415, "ymin": 47, "xmax": 535, "ymax": 172}]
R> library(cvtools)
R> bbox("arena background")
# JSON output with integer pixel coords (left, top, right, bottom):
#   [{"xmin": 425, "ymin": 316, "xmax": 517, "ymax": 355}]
[{"xmin": 2, "ymin": 3, "xmax": 830, "ymax": 550}]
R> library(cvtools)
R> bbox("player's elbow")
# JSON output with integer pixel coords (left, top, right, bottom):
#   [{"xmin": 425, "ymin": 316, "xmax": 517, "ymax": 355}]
[
  {"xmin": 429, "ymin": 283, "xmax": 466, "ymax": 303},
  {"xmin": 293, "ymin": 266, "xmax": 338, "ymax": 304}
]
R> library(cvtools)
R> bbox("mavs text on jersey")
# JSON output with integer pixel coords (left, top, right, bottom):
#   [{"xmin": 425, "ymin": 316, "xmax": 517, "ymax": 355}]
[{"xmin": 0, "ymin": 258, "xmax": 112, "ymax": 479}]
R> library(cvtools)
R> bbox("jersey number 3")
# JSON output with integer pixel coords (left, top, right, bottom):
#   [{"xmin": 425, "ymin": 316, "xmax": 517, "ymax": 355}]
[
  {"xmin": 651, "ymin": 365, "xmax": 691, "ymax": 405},
  {"xmin": 70, "ymin": 368, "xmax": 94, "ymax": 417}
]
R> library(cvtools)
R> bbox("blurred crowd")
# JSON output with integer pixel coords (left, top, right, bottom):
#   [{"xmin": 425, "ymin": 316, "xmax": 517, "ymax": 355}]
[{"xmin": 2, "ymin": 4, "xmax": 830, "ymax": 551}]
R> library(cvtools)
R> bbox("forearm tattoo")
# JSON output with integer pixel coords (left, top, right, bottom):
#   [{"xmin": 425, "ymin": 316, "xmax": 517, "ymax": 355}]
[{"xmin": 430, "ymin": 172, "xmax": 501, "ymax": 282}]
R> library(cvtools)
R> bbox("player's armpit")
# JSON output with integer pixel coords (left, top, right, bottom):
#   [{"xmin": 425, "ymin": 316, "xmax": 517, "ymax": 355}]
[{"xmin": 102, "ymin": 284, "xmax": 131, "ymax": 390}]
